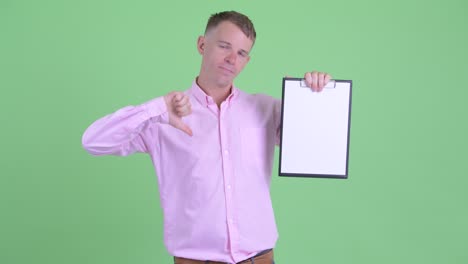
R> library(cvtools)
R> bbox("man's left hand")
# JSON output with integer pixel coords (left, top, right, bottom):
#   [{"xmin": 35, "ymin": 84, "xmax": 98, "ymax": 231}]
[{"xmin": 304, "ymin": 71, "xmax": 332, "ymax": 92}]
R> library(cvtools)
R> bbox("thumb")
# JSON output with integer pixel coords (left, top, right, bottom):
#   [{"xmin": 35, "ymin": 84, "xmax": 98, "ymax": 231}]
[{"xmin": 172, "ymin": 117, "xmax": 193, "ymax": 137}]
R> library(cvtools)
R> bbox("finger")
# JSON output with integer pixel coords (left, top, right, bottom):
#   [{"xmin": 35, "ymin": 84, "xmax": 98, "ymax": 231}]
[
  {"xmin": 325, "ymin": 73, "xmax": 332, "ymax": 85},
  {"xmin": 304, "ymin": 72, "xmax": 312, "ymax": 88},
  {"xmin": 180, "ymin": 101, "xmax": 192, "ymax": 116},
  {"xmin": 175, "ymin": 101, "xmax": 189, "ymax": 114},
  {"xmin": 173, "ymin": 94, "xmax": 191, "ymax": 115},
  {"xmin": 173, "ymin": 92, "xmax": 183, "ymax": 103},
  {"xmin": 176, "ymin": 94, "xmax": 189, "ymax": 106},
  {"xmin": 318, "ymin": 72, "xmax": 325, "ymax": 91},
  {"xmin": 176, "ymin": 103, "xmax": 191, "ymax": 116},
  {"xmin": 178, "ymin": 97, "xmax": 190, "ymax": 109},
  {"xmin": 311, "ymin": 71, "xmax": 319, "ymax": 91}
]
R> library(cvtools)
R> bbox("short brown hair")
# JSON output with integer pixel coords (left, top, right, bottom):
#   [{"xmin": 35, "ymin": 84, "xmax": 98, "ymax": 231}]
[{"xmin": 205, "ymin": 11, "xmax": 256, "ymax": 42}]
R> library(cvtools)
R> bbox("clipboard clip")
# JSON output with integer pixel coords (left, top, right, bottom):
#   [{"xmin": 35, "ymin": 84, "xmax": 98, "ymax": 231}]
[{"xmin": 300, "ymin": 79, "xmax": 336, "ymax": 88}]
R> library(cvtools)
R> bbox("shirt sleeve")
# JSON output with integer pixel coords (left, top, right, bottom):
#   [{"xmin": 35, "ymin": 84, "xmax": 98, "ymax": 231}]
[
  {"xmin": 82, "ymin": 97, "xmax": 168, "ymax": 156},
  {"xmin": 274, "ymin": 98, "xmax": 282, "ymax": 146}
]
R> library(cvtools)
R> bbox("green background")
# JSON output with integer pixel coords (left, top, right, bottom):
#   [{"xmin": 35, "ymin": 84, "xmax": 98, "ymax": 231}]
[{"xmin": 1, "ymin": 0, "xmax": 467, "ymax": 263}]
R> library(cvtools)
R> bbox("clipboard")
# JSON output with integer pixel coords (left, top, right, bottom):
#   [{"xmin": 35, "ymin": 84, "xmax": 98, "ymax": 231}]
[{"xmin": 279, "ymin": 78, "xmax": 352, "ymax": 179}]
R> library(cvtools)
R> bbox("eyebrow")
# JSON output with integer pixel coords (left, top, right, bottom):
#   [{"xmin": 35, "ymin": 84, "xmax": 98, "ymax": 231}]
[{"xmin": 218, "ymin": 41, "xmax": 250, "ymax": 55}]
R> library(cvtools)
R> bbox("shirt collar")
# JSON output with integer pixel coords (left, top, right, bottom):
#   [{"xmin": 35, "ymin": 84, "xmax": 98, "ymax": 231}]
[{"xmin": 190, "ymin": 79, "xmax": 239, "ymax": 107}]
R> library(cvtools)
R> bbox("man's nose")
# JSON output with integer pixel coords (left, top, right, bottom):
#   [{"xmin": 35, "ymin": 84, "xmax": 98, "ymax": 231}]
[{"xmin": 225, "ymin": 51, "xmax": 237, "ymax": 64}]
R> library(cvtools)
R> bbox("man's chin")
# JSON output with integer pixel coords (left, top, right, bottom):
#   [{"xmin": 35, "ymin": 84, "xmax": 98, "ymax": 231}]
[{"xmin": 216, "ymin": 78, "xmax": 234, "ymax": 89}]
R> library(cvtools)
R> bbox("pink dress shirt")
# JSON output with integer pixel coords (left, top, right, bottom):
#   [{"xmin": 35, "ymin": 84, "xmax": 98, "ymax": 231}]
[{"xmin": 82, "ymin": 81, "xmax": 282, "ymax": 263}]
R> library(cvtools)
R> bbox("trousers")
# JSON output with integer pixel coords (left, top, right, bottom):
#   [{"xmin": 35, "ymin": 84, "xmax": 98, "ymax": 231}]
[{"xmin": 174, "ymin": 249, "xmax": 274, "ymax": 264}]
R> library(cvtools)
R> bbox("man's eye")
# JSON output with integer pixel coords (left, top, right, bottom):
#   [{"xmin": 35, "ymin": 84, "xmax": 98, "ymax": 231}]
[{"xmin": 219, "ymin": 45, "xmax": 228, "ymax": 49}]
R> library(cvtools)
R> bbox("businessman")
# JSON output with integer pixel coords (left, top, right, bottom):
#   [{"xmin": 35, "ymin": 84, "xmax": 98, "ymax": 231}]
[{"xmin": 82, "ymin": 11, "xmax": 331, "ymax": 264}]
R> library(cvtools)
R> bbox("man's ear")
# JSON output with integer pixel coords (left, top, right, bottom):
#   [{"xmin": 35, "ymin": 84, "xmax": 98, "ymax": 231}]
[{"xmin": 197, "ymin": 36, "xmax": 205, "ymax": 55}]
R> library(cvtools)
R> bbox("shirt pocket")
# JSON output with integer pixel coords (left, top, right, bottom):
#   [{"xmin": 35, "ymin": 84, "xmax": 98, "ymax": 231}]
[{"xmin": 240, "ymin": 127, "xmax": 274, "ymax": 170}]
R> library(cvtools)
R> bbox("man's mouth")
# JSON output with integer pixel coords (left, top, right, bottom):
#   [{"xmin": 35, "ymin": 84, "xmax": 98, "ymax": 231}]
[{"xmin": 219, "ymin": 66, "xmax": 234, "ymax": 75}]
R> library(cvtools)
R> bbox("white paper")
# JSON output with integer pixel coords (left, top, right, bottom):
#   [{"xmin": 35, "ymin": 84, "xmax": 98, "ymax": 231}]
[{"xmin": 280, "ymin": 79, "xmax": 351, "ymax": 177}]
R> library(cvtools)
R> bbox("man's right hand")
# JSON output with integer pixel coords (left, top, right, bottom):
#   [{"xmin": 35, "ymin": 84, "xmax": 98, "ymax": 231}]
[{"xmin": 164, "ymin": 91, "xmax": 193, "ymax": 136}]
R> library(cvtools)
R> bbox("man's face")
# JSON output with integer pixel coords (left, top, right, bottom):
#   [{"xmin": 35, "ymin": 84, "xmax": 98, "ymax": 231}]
[{"xmin": 197, "ymin": 21, "xmax": 253, "ymax": 89}]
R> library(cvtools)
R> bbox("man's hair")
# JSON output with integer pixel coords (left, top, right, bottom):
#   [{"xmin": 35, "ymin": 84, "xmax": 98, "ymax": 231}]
[{"xmin": 205, "ymin": 11, "xmax": 256, "ymax": 42}]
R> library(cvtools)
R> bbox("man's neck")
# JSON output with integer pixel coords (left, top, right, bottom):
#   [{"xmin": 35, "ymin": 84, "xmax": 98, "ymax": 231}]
[{"xmin": 196, "ymin": 77, "xmax": 232, "ymax": 107}]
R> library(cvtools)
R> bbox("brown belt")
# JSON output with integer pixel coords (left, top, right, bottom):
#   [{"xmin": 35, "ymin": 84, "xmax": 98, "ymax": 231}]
[{"xmin": 174, "ymin": 249, "xmax": 273, "ymax": 264}]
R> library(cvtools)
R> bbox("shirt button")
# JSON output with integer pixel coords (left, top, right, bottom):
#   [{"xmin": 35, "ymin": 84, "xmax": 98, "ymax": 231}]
[
  {"xmin": 224, "ymin": 150, "xmax": 229, "ymax": 155},
  {"xmin": 227, "ymin": 185, "xmax": 231, "ymax": 189}
]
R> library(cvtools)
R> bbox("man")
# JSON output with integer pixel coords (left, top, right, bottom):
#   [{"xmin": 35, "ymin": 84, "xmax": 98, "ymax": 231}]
[{"xmin": 82, "ymin": 11, "xmax": 331, "ymax": 264}]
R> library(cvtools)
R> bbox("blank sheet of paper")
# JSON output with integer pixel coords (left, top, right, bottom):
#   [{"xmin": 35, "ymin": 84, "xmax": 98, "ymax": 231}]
[{"xmin": 279, "ymin": 78, "xmax": 352, "ymax": 179}]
